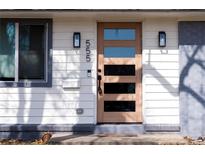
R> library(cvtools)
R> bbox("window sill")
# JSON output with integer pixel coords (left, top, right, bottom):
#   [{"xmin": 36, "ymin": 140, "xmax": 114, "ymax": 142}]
[{"xmin": 0, "ymin": 81, "xmax": 52, "ymax": 88}]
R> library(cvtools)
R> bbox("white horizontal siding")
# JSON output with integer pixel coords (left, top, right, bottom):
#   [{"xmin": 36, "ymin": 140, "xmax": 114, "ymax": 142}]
[
  {"xmin": 145, "ymin": 85, "xmax": 178, "ymax": 93},
  {"xmin": 145, "ymin": 108, "xmax": 179, "ymax": 116},
  {"xmin": 53, "ymin": 70, "xmax": 96, "ymax": 78},
  {"xmin": 144, "ymin": 93, "xmax": 179, "ymax": 101},
  {"xmin": 0, "ymin": 16, "xmax": 180, "ymax": 127},
  {"xmin": 143, "ymin": 38, "xmax": 178, "ymax": 48},
  {"xmin": 53, "ymin": 78, "xmax": 96, "ymax": 86},
  {"xmin": 142, "ymin": 18, "xmax": 180, "ymax": 125},
  {"xmin": 144, "ymin": 116, "xmax": 179, "ymax": 124},
  {"xmin": 143, "ymin": 49, "xmax": 179, "ymax": 54},
  {"xmin": 0, "ymin": 101, "xmax": 94, "ymax": 109},
  {"xmin": 53, "ymin": 22, "xmax": 96, "ymax": 33},
  {"xmin": 143, "ymin": 32, "xmax": 177, "ymax": 39},
  {"xmin": 144, "ymin": 70, "xmax": 179, "ymax": 78},
  {"xmin": 53, "ymin": 32, "xmax": 96, "ymax": 40},
  {"xmin": 0, "ymin": 117, "xmax": 94, "ymax": 124},
  {"xmin": 144, "ymin": 54, "xmax": 179, "ymax": 62},
  {"xmin": 0, "ymin": 108, "xmax": 94, "ymax": 117},
  {"xmin": 53, "ymin": 62, "xmax": 96, "ymax": 71},
  {"xmin": 0, "ymin": 87, "xmax": 96, "ymax": 94},
  {"xmin": 52, "ymin": 50, "xmax": 95, "ymax": 55},
  {"xmin": 53, "ymin": 55, "xmax": 95, "ymax": 63},
  {"xmin": 144, "ymin": 62, "xmax": 179, "ymax": 70},
  {"xmin": 145, "ymin": 77, "xmax": 179, "ymax": 85},
  {"xmin": 0, "ymin": 18, "xmax": 97, "ymax": 125},
  {"xmin": 145, "ymin": 101, "xmax": 179, "ymax": 108},
  {"xmin": 53, "ymin": 40, "xmax": 96, "ymax": 48},
  {"xmin": 0, "ymin": 93, "xmax": 95, "ymax": 101},
  {"xmin": 143, "ymin": 21, "xmax": 177, "ymax": 32}
]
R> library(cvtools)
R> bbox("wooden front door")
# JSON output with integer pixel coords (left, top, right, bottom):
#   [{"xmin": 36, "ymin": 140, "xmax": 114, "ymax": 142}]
[{"xmin": 97, "ymin": 22, "xmax": 142, "ymax": 123}]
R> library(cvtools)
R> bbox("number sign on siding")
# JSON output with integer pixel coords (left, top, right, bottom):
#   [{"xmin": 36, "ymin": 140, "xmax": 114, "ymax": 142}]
[{"xmin": 86, "ymin": 40, "xmax": 91, "ymax": 62}]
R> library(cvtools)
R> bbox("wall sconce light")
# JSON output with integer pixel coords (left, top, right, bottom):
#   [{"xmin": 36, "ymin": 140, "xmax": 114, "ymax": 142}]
[
  {"xmin": 73, "ymin": 32, "xmax": 81, "ymax": 48},
  {"xmin": 159, "ymin": 31, "xmax": 166, "ymax": 47}
]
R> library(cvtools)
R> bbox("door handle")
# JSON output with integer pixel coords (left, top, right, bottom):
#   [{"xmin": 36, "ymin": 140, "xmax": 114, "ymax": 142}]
[
  {"xmin": 98, "ymin": 74, "xmax": 102, "ymax": 95},
  {"xmin": 98, "ymin": 74, "xmax": 102, "ymax": 80}
]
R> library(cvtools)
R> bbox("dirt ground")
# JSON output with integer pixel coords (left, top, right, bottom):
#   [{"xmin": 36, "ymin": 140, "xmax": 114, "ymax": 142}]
[{"xmin": 1, "ymin": 133, "xmax": 205, "ymax": 145}]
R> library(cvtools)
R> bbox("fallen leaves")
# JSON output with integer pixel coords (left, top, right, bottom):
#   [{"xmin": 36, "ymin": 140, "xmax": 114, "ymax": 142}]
[
  {"xmin": 32, "ymin": 133, "xmax": 52, "ymax": 145},
  {"xmin": 184, "ymin": 136, "xmax": 205, "ymax": 145},
  {"xmin": 0, "ymin": 132, "xmax": 52, "ymax": 145}
]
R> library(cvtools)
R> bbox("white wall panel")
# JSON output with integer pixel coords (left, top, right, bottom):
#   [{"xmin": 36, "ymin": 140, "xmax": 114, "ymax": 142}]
[
  {"xmin": 0, "ymin": 18, "xmax": 97, "ymax": 125},
  {"xmin": 142, "ymin": 18, "xmax": 180, "ymax": 125}
]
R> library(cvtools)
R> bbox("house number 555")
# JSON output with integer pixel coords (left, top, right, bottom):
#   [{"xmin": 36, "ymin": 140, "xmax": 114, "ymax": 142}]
[{"xmin": 86, "ymin": 40, "xmax": 91, "ymax": 62}]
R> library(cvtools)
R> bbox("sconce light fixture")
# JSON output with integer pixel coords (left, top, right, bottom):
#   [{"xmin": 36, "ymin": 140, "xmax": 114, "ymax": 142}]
[
  {"xmin": 73, "ymin": 32, "xmax": 81, "ymax": 48},
  {"xmin": 159, "ymin": 31, "xmax": 166, "ymax": 47}
]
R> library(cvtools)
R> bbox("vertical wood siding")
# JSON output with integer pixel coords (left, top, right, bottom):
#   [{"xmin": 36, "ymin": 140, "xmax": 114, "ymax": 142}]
[
  {"xmin": 142, "ymin": 19, "xmax": 180, "ymax": 125},
  {"xmin": 0, "ymin": 18, "xmax": 97, "ymax": 124}
]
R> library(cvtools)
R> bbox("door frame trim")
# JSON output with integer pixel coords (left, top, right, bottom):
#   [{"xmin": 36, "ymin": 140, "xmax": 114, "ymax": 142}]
[{"xmin": 97, "ymin": 22, "xmax": 142, "ymax": 123}]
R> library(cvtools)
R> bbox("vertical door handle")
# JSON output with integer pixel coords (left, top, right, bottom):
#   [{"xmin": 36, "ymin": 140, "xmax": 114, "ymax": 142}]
[{"xmin": 97, "ymin": 74, "xmax": 102, "ymax": 95}]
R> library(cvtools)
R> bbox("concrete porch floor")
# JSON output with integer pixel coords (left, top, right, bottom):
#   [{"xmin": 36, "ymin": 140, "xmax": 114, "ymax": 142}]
[{"xmin": 49, "ymin": 133, "xmax": 191, "ymax": 145}]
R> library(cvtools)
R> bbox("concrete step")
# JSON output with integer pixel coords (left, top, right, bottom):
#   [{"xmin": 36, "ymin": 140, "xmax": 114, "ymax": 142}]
[{"xmin": 94, "ymin": 124, "xmax": 144, "ymax": 135}]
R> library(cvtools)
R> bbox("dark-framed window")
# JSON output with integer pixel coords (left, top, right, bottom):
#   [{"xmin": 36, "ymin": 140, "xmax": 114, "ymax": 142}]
[{"xmin": 0, "ymin": 18, "xmax": 52, "ymax": 87}]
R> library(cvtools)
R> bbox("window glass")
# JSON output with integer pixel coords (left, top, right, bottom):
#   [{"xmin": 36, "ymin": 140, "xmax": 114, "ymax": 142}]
[
  {"xmin": 104, "ymin": 101, "xmax": 135, "ymax": 112},
  {"xmin": 104, "ymin": 47, "xmax": 135, "ymax": 58},
  {"xmin": 104, "ymin": 83, "xmax": 135, "ymax": 94},
  {"xmin": 0, "ymin": 21, "xmax": 15, "ymax": 81},
  {"xmin": 104, "ymin": 65, "xmax": 135, "ymax": 76},
  {"xmin": 0, "ymin": 19, "xmax": 51, "ymax": 87},
  {"xmin": 19, "ymin": 25, "xmax": 45, "ymax": 80},
  {"xmin": 104, "ymin": 29, "xmax": 135, "ymax": 40}
]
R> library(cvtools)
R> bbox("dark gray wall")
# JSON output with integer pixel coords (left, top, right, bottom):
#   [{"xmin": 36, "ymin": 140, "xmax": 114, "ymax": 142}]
[{"xmin": 179, "ymin": 22, "xmax": 205, "ymax": 138}]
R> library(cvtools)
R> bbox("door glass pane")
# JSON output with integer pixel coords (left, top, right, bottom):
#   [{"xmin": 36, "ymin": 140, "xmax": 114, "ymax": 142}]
[
  {"xmin": 104, "ymin": 29, "xmax": 135, "ymax": 40},
  {"xmin": 0, "ymin": 20, "xmax": 15, "ymax": 81},
  {"xmin": 104, "ymin": 65, "xmax": 135, "ymax": 76},
  {"xmin": 19, "ymin": 25, "xmax": 45, "ymax": 80},
  {"xmin": 104, "ymin": 83, "xmax": 135, "ymax": 94},
  {"xmin": 104, "ymin": 47, "xmax": 135, "ymax": 58},
  {"xmin": 104, "ymin": 101, "xmax": 135, "ymax": 112}
]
